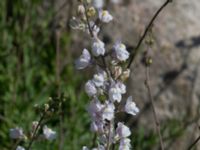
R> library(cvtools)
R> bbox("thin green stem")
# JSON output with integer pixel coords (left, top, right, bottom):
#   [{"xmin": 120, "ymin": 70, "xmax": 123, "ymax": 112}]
[{"xmin": 26, "ymin": 113, "xmax": 45, "ymax": 150}]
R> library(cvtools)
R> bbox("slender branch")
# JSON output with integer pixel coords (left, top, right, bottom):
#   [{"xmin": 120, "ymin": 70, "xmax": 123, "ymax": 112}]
[
  {"xmin": 187, "ymin": 122, "xmax": 200, "ymax": 150},
  {"xmin": 127, "ymin": 0, "xmax": 172, "ymax": 68},
  {"xmin": 83, "ymin": 2, "xmax": 94, "ymax": 38},
  {"xmin": 26, "ymin": 113, "xmax": 45, "ymax": 150},
  {"xmin": 55, "ymin": 30, "xmax": 65, "ymax": 150},
  {"xmin": 145, "ymin": 67, "xmax": 164, "ymax": 150},
  {"xmin": 187, "ymin": 135, "xmax": 200, "ymax": 150},
  {"xmin": 56, "ymin": 30, "xmax": 61, "ymax": 97},
  {"xmin": 11, "ymin": 139, "xmax": 21, "ymax": 150}
]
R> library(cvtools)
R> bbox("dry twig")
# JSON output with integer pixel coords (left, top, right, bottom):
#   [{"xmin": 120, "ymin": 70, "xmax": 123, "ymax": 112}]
[
  {"xmin": 127, "ymin": 0, "xmax": 172, "ymax": 69},
  {"xmin": 145, "ymin": 66, "xmax": 165, "ymax": 150}
]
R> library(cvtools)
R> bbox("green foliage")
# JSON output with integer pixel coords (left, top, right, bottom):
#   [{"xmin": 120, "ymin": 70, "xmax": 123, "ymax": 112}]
[
  {"xmin": 133, "ymin": 127, "xmax": 157, "ymax": 150},
  {"xmin": 0, "ymin": 0, "xmax": 91, "ymax": 149}
]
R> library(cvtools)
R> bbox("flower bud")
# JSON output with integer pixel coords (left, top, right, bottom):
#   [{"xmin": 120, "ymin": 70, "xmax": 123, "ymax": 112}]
[
  {"xmin": 146, "ymin": 57, "xmax": 153, "ymax": 66},
  {"xmin": 112, "ymin": 66, "xmax": 122, "ymax": 79},
  {"xmin": 9, "ymin": 127, "xmax": 24, "ymax": 139},
  {"xmin": 77, "ymin": 5, "xmax": 85, "ymax": 15},
  {"xmin": 32, "ymin": 121, "xmax": 39, "ymax": 131},
  {"xmin": 44, "ymin": 103, "xmax": 49, "ymax": 112},
  {"xmin": 87, "ymin": 7, "xmax": 96, "ymax": 17},
  {"xmin": 120, "ymin": 69, "xmax": 130, "ymax": 81},
  {"xmin": 86, "ymin": 0, "xmax": 92, "ymax": 4}
]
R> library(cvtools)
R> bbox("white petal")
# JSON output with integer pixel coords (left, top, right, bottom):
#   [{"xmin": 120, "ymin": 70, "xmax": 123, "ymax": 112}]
[
  {"xmin": 116, "ymin": 122, "xmax": 131, "ymax": 138},
  {"xmin": 117, "ymin": 82, "xmax": 126, "ymax": 94},
  {"xmin": 85, "ymin": 80, "xmax": 97, "ymax": 96},
  {"xmin": 9, "ymin": 128, "xmax": 24, "ymax": 139},
  {"xmin": 87, "ymin": 98, "xmax": 103, "ymax": 121},
  {"xmin": 75, "ymin": 49, "xmax": 91, "ymax": 69},
  {"xmin": 125, "ymin": 96, "xmax": 139, "ymax": 116},
  {"xmin": 113, "ymin": 42, "xmax": 129, "ymax": 61},
  {"xmin": 43, "ymin": 126, "xmax": 56, "ymax": 141},
  {"xmin": 102, "ymin": 103, "xmax": 115, "ymax": 120},
  {"xmin": 92, "ymin": 39, "xmax": 105, "ymax": 57},
  {"xmin": 92, "ymin": 73, "xmax": 105, "ymax": 87},
  {"xmin": 99, "ymin": 10, "xmax": 113, "ymax": 23}
]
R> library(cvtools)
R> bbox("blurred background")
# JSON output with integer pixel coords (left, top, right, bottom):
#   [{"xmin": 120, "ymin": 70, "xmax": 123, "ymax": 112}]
[{"xmin": 0, "ymin": 0, "xmax": 200, "ymax": 149}]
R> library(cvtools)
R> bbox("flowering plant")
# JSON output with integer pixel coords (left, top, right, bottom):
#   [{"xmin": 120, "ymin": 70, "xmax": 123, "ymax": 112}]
[
  {"xmin": 73, "ymin": 0, "xmax": 140, "ymax": 149},
  {"xmin": 7, "ymin": 0, "xmax": 174, "ymax": 149}
]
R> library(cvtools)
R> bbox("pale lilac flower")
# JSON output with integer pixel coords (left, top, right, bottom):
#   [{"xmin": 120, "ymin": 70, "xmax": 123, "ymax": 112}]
[
  {"xmin": 113, "ymin": 42, "xmax": 129, "ymax": 61},
  {"xmin": 90, "ymin": 121, "xmax": 99, "ymax": 132},
  {"xmin": 102, "ymin": 102, "xmax": 115, "ymax": 121},
  {"xmin": 10, "ymin": 127, "xmax": 24, "ymax": 139},
  {"xmin": 85, "ymin": 80, "xmax": 97, "ymax": 96},
  {"xmin": 16, "ymin": 146, "xmax": 25, "ymax": 150},
  {"xmin": 92, "ymin": 39, "xmax": 105, "ymax": 57},
  {"xmin": 92, "ymin": 73, "xmax": 105, "ymax": 87},
  {"xmin": 93, "ymin": 0, "xmax": 104, "ymax": 9},
  {"xmin": 116, "ymin": 82, "xmax": 126, "ymax": 94},
  {"xmin": 109, "ymin": 81, "xmax": 126, "ymax": 102},
  {"xmin": 109, "ymin": 86, "xmax": 122, "ymax": 102},
  {"xmin": 119, "ymin": 138, "xmax": 131, "ymax": 150},
  {"xmin": 43, "ymin": 126, "xmax": 56, "ymax": 141},
  {"xmin": 116, "ymin": 122, "xmax": 131, "ymax": 138},
  {"xmin": 125, "ymin": 96, "xmax": 139, "ymax": 116},
  {"xmin": 75, "ymin": 49, "xmax": 91, "ymax": 70},
  {"xmin": 87, "ymin": 98, "xmax": 103, "ymax": 120},
  {"xmin": 99, "ymin": 10, "xmax": 113, "ymax": 23},
  {"xmin": 96, "ymin": 67, "xmax": 107, "ymax": 79},
  {"xmin": 90, "ymin": 121, "xmax": 104, "ymax": 133}
]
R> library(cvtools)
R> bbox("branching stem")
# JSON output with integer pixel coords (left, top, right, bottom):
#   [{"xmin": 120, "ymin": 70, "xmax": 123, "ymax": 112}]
[
  {"xmin": 26, "ymin": 113, "xmax": 46, "ymax": 150},
  {"xmin": 127, "ymin": 0, "xmax": 172, "ymax": 68},
  {"xmin": 187, "ymin": 135, "xmax": 200, "ymax": 150},
  {"xmin": 145, "ymin": 67, "xmax": 164, "ymax": 150}
]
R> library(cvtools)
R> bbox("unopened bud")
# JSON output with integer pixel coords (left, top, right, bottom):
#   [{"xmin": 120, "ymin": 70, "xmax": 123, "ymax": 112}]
[
  {"xmin": 113, "ymin": 66, "xmax": 122, "ymax": 79},
  {"xmin": 44, "ymin": 104, "xmax": 49, "ymax": 112},
  {"xmin": 77, "ymin": 5, "xmax": 85, "ymax": 15},
  {"xmin": 23, "ymin": 135, "xmax": 28, "ymax": 141},
  {"xmin": 87, "ymin": 7, "xmax": 96, "ymax": 17},
  {"xmin": 146, "ymin": 57, "xmax": 153, "ymax": 66},
  {"xmin": 32, "ymin": 121, "xmax": 39, "ymax": 131},
  {"xmin": 120, "ymin": 69, "xmax": 130, "ymax": 81},
  {"xmin": 86, "ymin": 0, "xmax": 92, "ymax": 4}
]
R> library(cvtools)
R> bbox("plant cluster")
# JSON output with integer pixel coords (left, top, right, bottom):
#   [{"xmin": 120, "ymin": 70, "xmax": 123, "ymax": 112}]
[{"xmin": 73, "ymin": 0, "xmax": 140, "ymax": 149}]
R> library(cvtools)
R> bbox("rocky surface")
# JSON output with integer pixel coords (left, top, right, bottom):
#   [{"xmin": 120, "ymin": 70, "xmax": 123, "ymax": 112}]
[
  {"xmin": 53, "ymin": 0, "xmax": 200, "ymax": 149},
  {"xmin": 118, "ymin": 0, "xmax": 200, "ymax": 149}
]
